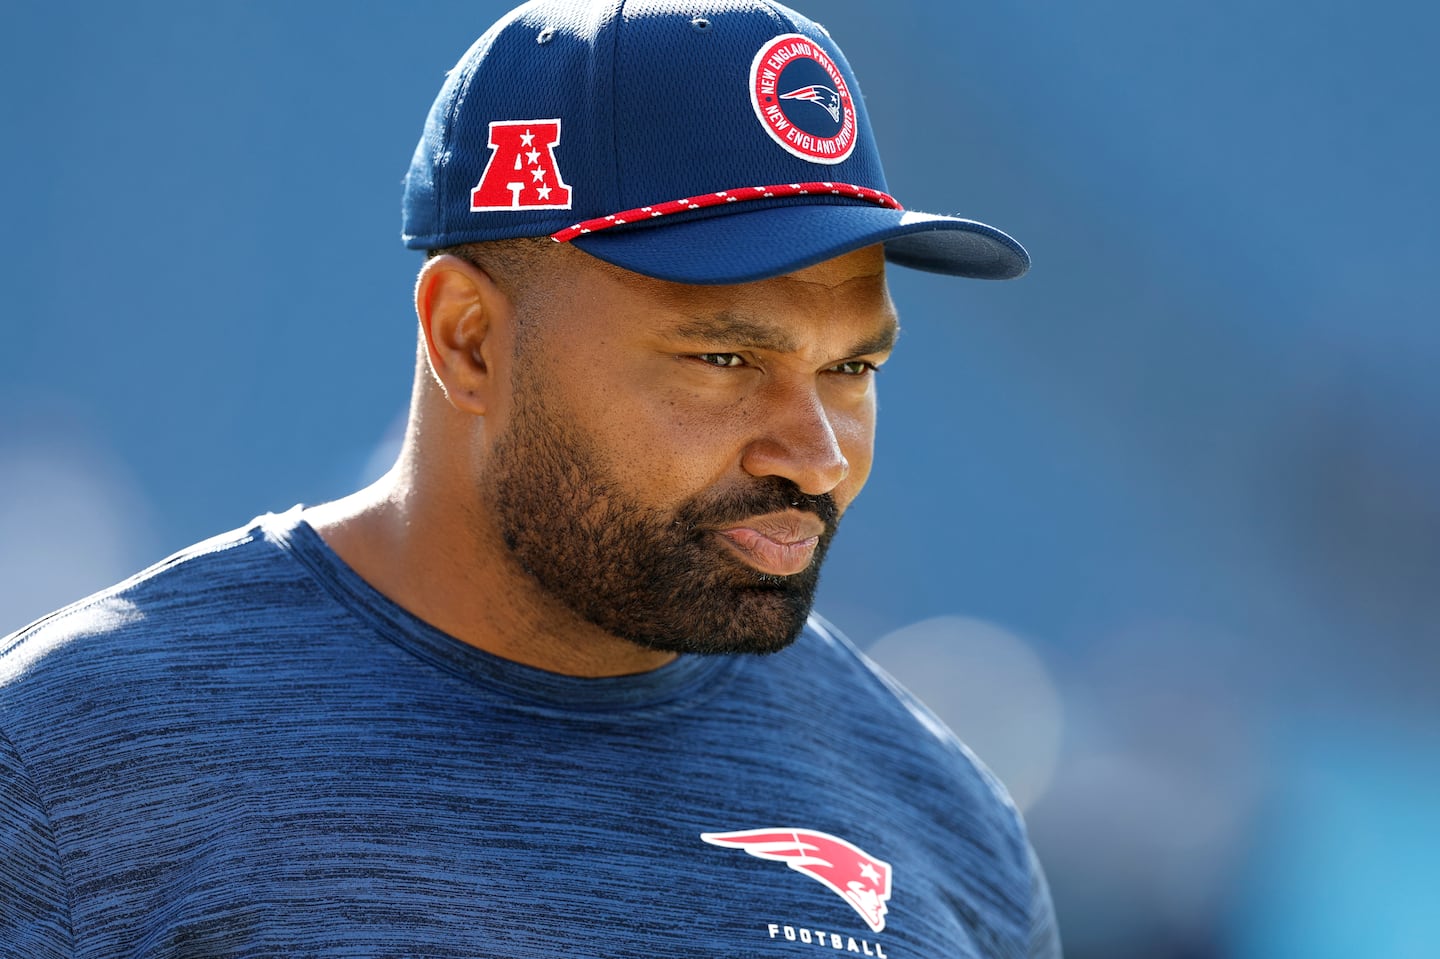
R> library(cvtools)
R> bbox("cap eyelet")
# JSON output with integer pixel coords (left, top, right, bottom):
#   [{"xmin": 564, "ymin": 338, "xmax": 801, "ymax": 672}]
[
  {"xmin": 536, "ymin": 28, "xmax": 555, "ymax": 44},
  {"xmin": 690, "ymin": 17, "xmax": 712, "ymax": 32}
]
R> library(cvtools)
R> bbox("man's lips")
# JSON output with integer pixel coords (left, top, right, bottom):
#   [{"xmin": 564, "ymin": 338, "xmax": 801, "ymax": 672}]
[{"xmin": 714, "ymin": 510, "xmax": 826, "ymax": 577}]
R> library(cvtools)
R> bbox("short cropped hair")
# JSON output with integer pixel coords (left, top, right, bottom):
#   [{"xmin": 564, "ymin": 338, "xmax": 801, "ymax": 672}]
[{"xmin": 427, "ymin": 237, "xmax": 560, "ymax": 312}]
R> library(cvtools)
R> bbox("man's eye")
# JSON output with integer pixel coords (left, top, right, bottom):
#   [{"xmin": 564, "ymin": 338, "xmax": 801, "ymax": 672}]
[
  {"xmin": 831, "ymin": 360, "xmax": 877, "ymax": 376},
  {"xmin": 696, "ymin": 353, "xmax": 746, "ymax": 368}
]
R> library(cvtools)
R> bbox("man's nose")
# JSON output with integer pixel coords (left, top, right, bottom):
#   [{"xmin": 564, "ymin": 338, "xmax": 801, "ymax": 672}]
[{"xmin": 739, "ymin": 386, "xmax": 851, "ymax": 497}]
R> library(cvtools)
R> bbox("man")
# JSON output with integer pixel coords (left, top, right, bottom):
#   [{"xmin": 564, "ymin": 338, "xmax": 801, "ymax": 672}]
[{"xmin": 1, "ymin": 1, "xmax": 1059, "ymax": 956}]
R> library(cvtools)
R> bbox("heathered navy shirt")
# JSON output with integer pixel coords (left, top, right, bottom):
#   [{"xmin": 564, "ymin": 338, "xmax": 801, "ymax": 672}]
[{"xmin": 1, "ymin": 509, "xmax": 1059, "ymax": 958}]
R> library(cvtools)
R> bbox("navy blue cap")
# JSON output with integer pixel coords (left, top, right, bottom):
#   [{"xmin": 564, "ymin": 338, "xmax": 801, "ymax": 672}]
[{"xmin": 402, "ymin": 0, "xmax": 1028, "ymax": 284}]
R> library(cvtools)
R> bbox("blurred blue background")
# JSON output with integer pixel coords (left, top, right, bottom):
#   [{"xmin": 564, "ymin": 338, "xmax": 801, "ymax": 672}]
[{"xmin": 3, "ymin": 2, "xmax": 1437, "ymax": 955}]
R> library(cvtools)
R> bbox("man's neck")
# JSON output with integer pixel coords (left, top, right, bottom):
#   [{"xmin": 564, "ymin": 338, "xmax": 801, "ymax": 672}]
[{"xmin": 303, "ymin": 472, "xmax": 679, "ymax": 678}]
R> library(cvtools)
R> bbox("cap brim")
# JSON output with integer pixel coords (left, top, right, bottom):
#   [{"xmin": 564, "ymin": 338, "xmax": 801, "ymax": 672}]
[{"xmin": 568, "ymin": 204, "xmax": 1028, "ymax": 285}]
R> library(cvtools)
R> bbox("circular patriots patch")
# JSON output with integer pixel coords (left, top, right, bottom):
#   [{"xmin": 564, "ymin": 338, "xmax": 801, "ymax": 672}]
[{"xmin": 749, "ymin": 33, "xmax": 857, "ymax": 165}]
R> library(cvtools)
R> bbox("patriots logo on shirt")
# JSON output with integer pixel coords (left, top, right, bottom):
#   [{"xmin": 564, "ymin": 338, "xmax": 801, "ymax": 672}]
[
  {"xmin": 701, "ymin": 827, "xmax": 893, "ymax": 932},
  {"xmin": 780, "ymin": 84, "xmax": 842, "ymax": 123}
]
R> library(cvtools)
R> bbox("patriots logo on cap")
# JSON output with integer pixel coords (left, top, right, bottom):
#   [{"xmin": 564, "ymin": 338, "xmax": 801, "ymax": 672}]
[
  {"xmin": 780, "ymin": 84, "xmax": 842, "ymax": 123},
  {"xmin": 701, "ymin": 827, "xmax": 893, "ymax": 932},
  {"xmin": 749, "ymin": 34, "xmax": 858, "ymax": 165}
]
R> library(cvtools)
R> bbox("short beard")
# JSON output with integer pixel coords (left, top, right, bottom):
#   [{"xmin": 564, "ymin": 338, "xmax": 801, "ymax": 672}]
[{"xmin": 485, "ymin": 372, "xmax": 839, "ymax": 656}]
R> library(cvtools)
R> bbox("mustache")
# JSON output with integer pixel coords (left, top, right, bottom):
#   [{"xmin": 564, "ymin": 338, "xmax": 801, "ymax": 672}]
[{"xmin": 676, "ymin": 477, "xmax": 840, "ymax": 532}]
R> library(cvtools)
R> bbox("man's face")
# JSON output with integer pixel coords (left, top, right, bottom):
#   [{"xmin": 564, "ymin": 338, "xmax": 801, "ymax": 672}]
[{"xmin": 483, "ymin": 245, "xmax": 897, "ymax": 655}]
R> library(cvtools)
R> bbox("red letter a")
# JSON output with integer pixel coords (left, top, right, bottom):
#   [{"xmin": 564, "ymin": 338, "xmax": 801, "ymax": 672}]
[{"xmin": 470, "ymin": 119, "xmax": 573, "ymax": 211}]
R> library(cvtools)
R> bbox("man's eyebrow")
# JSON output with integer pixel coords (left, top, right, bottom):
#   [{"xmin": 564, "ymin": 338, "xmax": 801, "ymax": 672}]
[
  {"xmin": 849, "ymin": 320, "xmax": 900, "ymax": 357},
  {"xmin": 671, "ymin": 313, "xmax": 799, "ymax": 352},
  {"xmin": 669, "ymin": 313, "xmax": 900, "ymax": 356}
]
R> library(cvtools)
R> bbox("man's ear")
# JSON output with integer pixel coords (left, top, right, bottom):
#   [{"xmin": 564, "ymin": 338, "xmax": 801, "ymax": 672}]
[{"xmin": 415, "ymin": 254, "xmax": 514, "ymax": 416}]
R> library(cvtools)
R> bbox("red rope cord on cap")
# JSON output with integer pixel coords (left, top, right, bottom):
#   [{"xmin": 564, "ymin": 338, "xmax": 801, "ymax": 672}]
[{"xmin": 550, "ymin": 182, "xmax": 901, "ymax": 243}]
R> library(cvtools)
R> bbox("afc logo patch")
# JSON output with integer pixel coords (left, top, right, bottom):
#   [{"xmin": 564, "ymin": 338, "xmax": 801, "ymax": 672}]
[
  {"xmin": 749, "ymin": 34, "xmax": 858, "ymax": 165},
  {"xmin": 470, "ymin": 119, "xmax": 573, "ymax": 211}
]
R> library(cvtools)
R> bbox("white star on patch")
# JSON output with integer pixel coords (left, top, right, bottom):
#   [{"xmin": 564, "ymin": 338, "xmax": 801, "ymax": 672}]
[
  {"xmin": 536, "ymin": 185, "xmax": 552, "ymax": 200},
  {"xmin": 525, "ymin": 148, "xmax": 542, "ymax": 165},
  {"xmin": 859, "ymin": 861, "xmax": 882, "ymax": 884},
  {"xmin": 520, "ymin": 130, "xmax": 536, "ymax": 146},
  {"xmin": 531, "ymin": 167, "xmax": 547, "ymax": 183}
]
